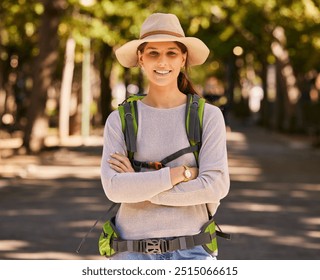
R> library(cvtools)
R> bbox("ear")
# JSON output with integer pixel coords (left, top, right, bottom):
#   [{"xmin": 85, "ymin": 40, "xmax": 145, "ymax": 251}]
[
  {"xmin": 138, "ymin": 50, "xmax": 144, "ymax": 67},
  {"xmin": 181, "ymin": 53, "xmax": 187, "ymax": 68}
]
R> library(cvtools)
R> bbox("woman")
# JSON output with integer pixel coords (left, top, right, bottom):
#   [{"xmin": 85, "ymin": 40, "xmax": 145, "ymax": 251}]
[{"xmin": 101, "ymin": 13, "xmax": 230, "ymax": 260}]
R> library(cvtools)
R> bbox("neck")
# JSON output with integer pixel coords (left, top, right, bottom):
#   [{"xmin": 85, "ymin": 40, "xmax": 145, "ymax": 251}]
[{"xmin": 143, "ymin": 84, "xmax": 187, "ymax": 108}]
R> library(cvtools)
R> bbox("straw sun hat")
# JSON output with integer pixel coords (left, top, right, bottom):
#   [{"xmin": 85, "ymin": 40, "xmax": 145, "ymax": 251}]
[{"xmin": 115, "ymin": 13, "xmax": 210, "ymax": 68}]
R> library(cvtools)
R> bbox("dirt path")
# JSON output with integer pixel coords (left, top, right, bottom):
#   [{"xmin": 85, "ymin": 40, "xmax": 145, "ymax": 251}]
[{"xmin": 1, "ymin": 124, "xmax": 319, "ymax": 260}]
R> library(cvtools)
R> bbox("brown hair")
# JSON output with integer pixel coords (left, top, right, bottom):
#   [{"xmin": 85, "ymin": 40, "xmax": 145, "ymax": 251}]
[{"xmin": 137, "ymin": 41, "xmax": 198, "ymax": 95}]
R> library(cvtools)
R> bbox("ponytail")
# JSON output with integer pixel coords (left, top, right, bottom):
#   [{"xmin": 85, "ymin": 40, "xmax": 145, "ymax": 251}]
[
  {"xmin": 175, "ymin": 41, "xmax": 198, "ymax": 96},
  {"xmin": 178, "ymin": 71, "xmax": 198, "ymax": 95}
]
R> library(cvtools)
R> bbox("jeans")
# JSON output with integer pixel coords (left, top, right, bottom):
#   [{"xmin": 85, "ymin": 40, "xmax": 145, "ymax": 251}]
[{"xmin": 108, "ymin": 245, "xmax": 217, "ymax": 260}]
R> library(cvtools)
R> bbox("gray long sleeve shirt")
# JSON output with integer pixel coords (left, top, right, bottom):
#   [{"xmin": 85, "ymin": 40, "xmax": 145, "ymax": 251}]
[{"xmin": 101, "ymin": 100, "xmax": 229, "ymax": 240}]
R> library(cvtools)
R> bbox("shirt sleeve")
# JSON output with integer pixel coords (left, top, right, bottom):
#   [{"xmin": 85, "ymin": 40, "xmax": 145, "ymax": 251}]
[
  {"xmin": 149, "ymin": 104, "xmax": 230, "ymax": 207},
  {"xmin": 100, "ymin": 111, "xmax": 173, "ymax": 203}
]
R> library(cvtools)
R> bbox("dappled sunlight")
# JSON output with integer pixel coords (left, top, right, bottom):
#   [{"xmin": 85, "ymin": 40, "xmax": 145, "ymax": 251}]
[
  {"xmin": 221, "ymin": 225, "xmax": 275, "ymax": 237},
  {"xmin": 226, "ymin": 130, "xmax": 265, "ymax": 182},
  {"xmin": 0, "ymin": 240, "xmax": 29, "ymax": 251},
  {"xmin": 227, "ymin": 130, "xmax": 249, "ymax": 144},
  {"xmin": 221, "ymin": 225, "xmax": 320, "ymax": 252},
  {"xmin": 301, "ymin": 217, "xmax": 320, "ymax": 226},
  {"xmin": 1, "ymin": 164, "xmax": 101, "ymax": 179},
  {"xmin": 226, "ymin": 202, "xmax": 283, "ymax": 212},
  {"xmin": 256, "ymin": 182, "xmax": 320, "ymax": 193},
  {"xmin": 3, "ymin": 209, "xmax": 55, "ymax": 217},
  {"xmin": 234, "ymin": 189, "xmax": 276, "ymax": 198},
  {"xmin": 228, "ymin": 157, "xmax": 260, "ymax": 168},
  {"xmin": 65, "ymin": 220, "xmax": 100, "ymax": 228},
  {"xmin": 305, "ymin": 231, "xmax": 320, "ymax": 239},
  {"xmin": 219, "ymin": 126, "xmax": 320, "ymax": 259},
  {"xmin": 290, "ymin": 190, "xmax": 309, "ymax": 198},
  {"xmin": 45, "ymin": 135, "xmax": 103, "ymax": 148},
  {"xmin": 0, "ymin": 124, "xmax": 319, "ymax": 260},
  {"xmin": 297, "ymin": 184, "xmax": 320, "ymax": 192},
  {"xmin": 272, "ymin": 236, "xmax": 320, "ymax": 250},
  {"xmin": 2, "ymin": 251, "xmax": 101, "ymax": 260},
  {"xmin": 71, "ymin": 197, "xmax": 102, "ymax": 204},
  {"xmin": 0, "ymin": 174, "xmax": 108, "ymax": 260},
  {"xmin": 227, "ymin": 131, "xmax": 248, "ymax": 142},
  {"xmin": 73, "ymin": 204, "xmax": 107, "ymax": 212},
  {"xmin": 305, "ymin": 230, "xmax": 320, "ymax": 237},
  {"xmin": 228, "ymin": 166, "xmax": 263, "ymax": 182},
  {"xmin": 0, "ymin": 145, "xmax": 102, "ymax": 180},
  {"xmin": 23, "ymin": 165, "xmax": 101, "ymax": 179}
]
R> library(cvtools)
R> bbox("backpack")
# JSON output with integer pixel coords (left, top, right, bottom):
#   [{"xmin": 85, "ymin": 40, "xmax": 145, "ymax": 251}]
[
  {"xmin": 118, "ymin": 93, "xmax": 206, "ymax": 171},
  {"xmin": 76, "ymin": 93, "xmax": 230, "ymax": 255}
]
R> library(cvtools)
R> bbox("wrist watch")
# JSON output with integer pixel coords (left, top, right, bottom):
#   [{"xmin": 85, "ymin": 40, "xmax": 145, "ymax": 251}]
[{"xmin": 183, "ymin": 165, "xmax": 192, "ymax": 182}]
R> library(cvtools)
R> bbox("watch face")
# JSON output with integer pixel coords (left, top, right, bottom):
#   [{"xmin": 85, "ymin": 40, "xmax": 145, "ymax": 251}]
[{"xmin": 185, "ymin": 169, "xmax": 192, "ymax": 179}]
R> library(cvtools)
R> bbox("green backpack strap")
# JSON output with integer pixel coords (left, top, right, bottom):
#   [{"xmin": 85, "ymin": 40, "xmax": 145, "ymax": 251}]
[
  {"xmin": 186, "ymin": 94, "xmax": 205, "ymax": 164},
  {"xmin": 118, "ymin": 93, "xmax": 205, "ymax": 167},
  {"xmin": 118, "ymin": 94, "xmax": 145, "ymax": 160}
]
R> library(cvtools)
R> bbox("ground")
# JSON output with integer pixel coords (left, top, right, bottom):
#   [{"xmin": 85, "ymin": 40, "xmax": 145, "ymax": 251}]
[{"xmin": 0, "ymin": 122, "xmax": 319, "ymax": 260}]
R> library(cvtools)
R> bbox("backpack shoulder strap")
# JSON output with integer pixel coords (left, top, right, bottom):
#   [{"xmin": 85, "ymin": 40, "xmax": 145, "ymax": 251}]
[
  {"xmin": 186, "ymin": 94, "xmax": 206, "ymax": 164},
  {"xmin": 119, "ymin": 93, "xmax": 205, "ymax": 167},
  {"xmin": 118, "ymin": 94, "xmax": 145, "ymax": 160}
]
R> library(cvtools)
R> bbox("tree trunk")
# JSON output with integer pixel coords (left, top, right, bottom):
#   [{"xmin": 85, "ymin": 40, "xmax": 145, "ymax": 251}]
[
  {"xmin": 226, "ymin": 56, "xmax": 236, "ymax": 110},
  {"xmin": 59, "ymin": 36, "xmax": 75, "ymax": 143},
  {"xmin": 23, "ymin": 0, "xmax": 66, "ymax": 153},
  {"xmin": 271, "ymin": 26, "xmax": 301, "ymax": 132},
  {"xmin": 0, "ymin": 59, "xmax": 5, "ymax": 117},
  {"xmin": 0, "ymin": 41, "xmax": 9, "ymax": 120},
  {"xmin": 99, "ymin": 43, "xmax": 113, "ymax": 125}
]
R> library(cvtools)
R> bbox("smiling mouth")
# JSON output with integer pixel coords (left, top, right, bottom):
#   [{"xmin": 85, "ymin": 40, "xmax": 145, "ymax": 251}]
[{"xmin": 154, "ymin": 70, "xmax": 172, "ymax": 75}]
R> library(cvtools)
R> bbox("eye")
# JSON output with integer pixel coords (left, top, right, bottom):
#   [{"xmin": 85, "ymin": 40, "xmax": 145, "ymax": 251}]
[
  {"xmin": 148, "ymin": 51, "xmax": 159, "ymax": 57},
  {"xmin": 167, "ymin": 51, "xmax": 178, "ymax": 56}
]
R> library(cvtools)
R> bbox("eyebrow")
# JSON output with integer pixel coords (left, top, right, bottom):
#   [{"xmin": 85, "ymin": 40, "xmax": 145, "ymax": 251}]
[{"xmin": 145, "ymin": 47, "xmax": 180, "ymax": 51}]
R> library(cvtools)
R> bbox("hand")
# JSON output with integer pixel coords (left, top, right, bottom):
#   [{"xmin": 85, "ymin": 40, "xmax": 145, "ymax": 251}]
[
  {"xmin": 170, "ymin": 166, "xmax": 199, "ymax": 186},
  {"xmin": 108, "ymin": 152, "xmax": 135, "ymax": 173}
]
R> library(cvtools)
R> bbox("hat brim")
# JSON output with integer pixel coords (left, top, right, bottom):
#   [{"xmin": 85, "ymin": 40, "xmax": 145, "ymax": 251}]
[{"xmin": 115, "ymin": 35, "xmax": 210, "ymax": 68}]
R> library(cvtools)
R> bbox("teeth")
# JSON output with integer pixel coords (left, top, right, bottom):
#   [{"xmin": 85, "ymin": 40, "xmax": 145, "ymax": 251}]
[{"xmin": 155, "ymin": 70, "xmax": 170, "ymax": 75}]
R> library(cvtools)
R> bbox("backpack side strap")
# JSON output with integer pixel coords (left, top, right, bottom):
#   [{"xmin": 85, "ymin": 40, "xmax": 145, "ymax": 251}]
[
  {"xmin": 187, "ymin": 94, "xmax": 201, "ymax": 143},
  {"xmin": 123, "ymin": 102, "xmax": 137, "ymax": 153},
  {"xmin": 186, "ymin": 94, "xmax": 206, "ymax": 164},
  {"xmin": 118, "ymin": 95, "xmax": 145, "ymax": 155}
]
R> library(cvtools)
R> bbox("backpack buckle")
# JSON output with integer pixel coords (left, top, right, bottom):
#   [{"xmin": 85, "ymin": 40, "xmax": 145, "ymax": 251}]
[
  {"xmin": 148, "ymin": 161, "xmax": 163, "ymax": 170},
  {"xmin": 124, "ymin": 112, "xmax": 133, "ymax": 120},
  {"xmin": 144, "ymin": 239, "xmax": 162, "ymax": 254}
]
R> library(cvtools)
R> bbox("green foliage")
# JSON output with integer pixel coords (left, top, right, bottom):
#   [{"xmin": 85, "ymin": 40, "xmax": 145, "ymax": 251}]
[
  {"xmin": 1, "ymin": 0, "xmax": 319, "ymax": 97},
  {"xmin": 0, "ymin": 0, "xmax": 41, "ymax": 61}
]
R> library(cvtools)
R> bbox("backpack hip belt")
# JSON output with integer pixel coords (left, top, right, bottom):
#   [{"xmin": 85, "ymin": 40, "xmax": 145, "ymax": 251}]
[
  {"xmin": 99, "ymin": 216, "xmax": 230, "ymax": 257},
  {"xmin": 112, "ymin": 231, "xmax": 216, "ymax": 255}
]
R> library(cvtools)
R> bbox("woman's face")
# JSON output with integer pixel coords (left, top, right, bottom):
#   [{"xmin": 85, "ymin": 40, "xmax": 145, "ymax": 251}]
[{"xmin": 138, "ymin": 41, "xmax": 187, "ymax": 88}]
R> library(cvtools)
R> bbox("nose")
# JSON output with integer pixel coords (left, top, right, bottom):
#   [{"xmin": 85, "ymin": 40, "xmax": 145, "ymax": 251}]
[{"xmin": 157, "ymin": 53, "xmax": 168, "ymax": 67}]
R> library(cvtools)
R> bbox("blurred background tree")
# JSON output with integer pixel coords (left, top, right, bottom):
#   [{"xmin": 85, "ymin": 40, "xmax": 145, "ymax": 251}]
[{"xmin": 0, "ymin": 0, "xmax": 319, "ymax": 153}]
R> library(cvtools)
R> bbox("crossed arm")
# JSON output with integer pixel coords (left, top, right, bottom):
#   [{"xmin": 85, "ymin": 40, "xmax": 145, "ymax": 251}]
[{"xmin": 108, "ymin": 152, "xmax": 198, "ymax": 186}]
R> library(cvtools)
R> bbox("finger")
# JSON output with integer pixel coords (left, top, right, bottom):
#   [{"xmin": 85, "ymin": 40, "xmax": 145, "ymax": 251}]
[
  {"xmin": 109, "ymin": 163, "xmax": 124, "ymax": 173},
  {"xmin": 108, "ymin": 158, "xmax": 127, "ymax": 171},
  {"xmin": 110, "ymin": 153, "xmax": 132, "ymax": 170}
]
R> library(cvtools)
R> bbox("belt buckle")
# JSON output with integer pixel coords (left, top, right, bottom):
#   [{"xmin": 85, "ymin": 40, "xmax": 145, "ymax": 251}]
[{"xmin": 145, "ymin": 239, "xmax": 161, "ymax": 254}]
